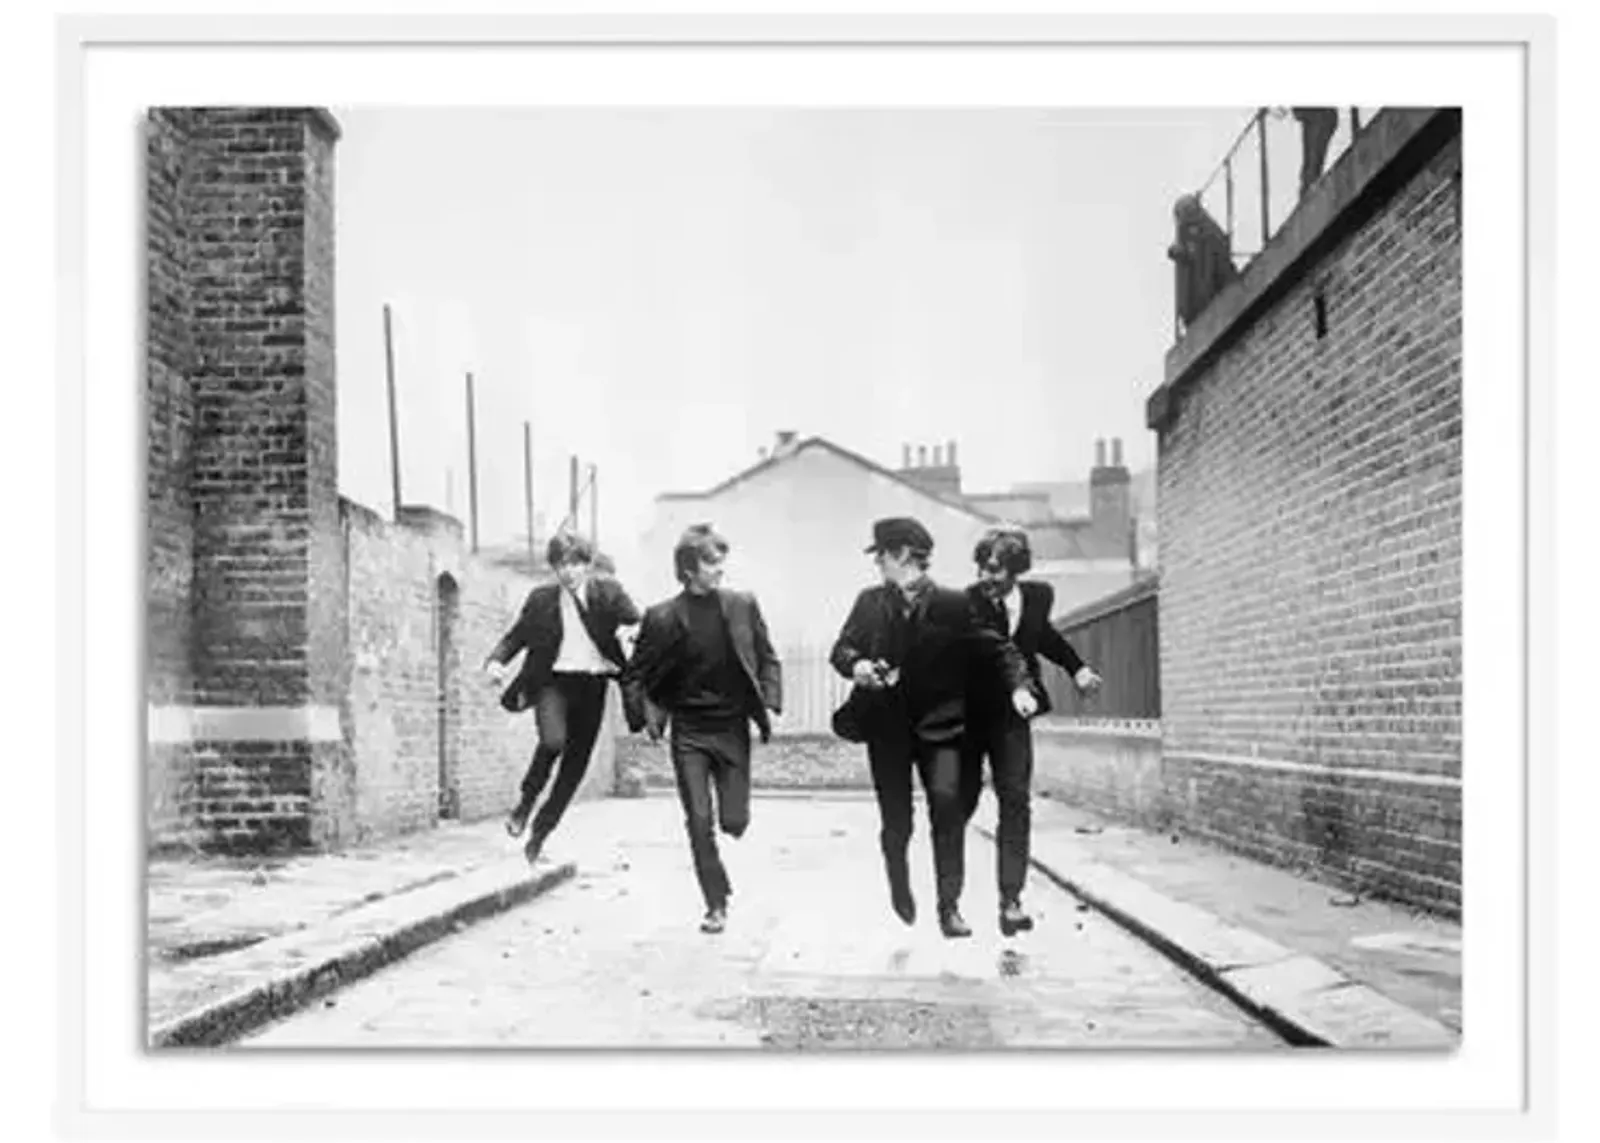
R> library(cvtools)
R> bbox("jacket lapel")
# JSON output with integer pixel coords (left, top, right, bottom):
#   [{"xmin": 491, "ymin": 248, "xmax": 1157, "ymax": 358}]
[{"xmin": 717, "ymin": 590, "xmax": 760, "ymax": 687}]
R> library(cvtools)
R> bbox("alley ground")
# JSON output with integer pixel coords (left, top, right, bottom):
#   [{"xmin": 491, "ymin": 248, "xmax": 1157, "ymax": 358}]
[{"xmin": 238, "ymin": 795, "xmax": 1286, "ymax": 1050}]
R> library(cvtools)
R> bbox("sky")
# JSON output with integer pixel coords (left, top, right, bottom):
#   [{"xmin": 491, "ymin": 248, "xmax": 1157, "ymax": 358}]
[{"xmin": 329, "ymin": 106, "xmax": 1351, "ymax": 569}]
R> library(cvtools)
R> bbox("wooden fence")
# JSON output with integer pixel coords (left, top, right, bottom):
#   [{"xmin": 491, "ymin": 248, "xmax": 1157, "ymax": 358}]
[{"xmin": 1038, "ymin": 574, "xmax": 1161, "ymax": 720}]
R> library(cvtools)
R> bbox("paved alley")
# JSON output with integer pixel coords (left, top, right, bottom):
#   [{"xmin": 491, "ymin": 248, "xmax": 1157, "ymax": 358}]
[{"xmin": 240, "ymin": 795, "xmax": 1286, "ymax": 1050}]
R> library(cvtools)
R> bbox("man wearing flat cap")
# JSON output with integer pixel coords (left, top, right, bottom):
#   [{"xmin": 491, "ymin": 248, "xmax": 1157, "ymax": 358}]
[{"xmin": 829, "ymin": 516, "xmax": 1031, "ymax": 938}]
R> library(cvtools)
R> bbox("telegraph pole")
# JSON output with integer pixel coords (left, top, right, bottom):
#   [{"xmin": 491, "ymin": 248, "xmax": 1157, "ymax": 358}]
[
  {"xmin": 383, "ymin": 304, "xmax": 402, "ymax": 519},
  {"xmin": 523, "ymin": 422, "xmax": 536, "ymax": 569},
  {"xmin": 465, "ymin": 372, "xmax": 479, "ymax": 553},
  {"xmin": 568, "ymin": 455, "xmax": 580, "ymax": 533},
  {"xmin": 588, "ymin": 462, "xmax": 598, "ymax": 545}
]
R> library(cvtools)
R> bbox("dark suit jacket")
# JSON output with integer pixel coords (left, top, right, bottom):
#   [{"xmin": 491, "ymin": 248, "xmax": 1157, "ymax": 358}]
[
  {"xmin": 486, "ymin": 577, "xmax": 641, "ymax": 714},
  {"xmin": 966, "ymin": 580, "xmax": 1085, "ymax": 718},
  {"xmin": 621, "ymin": 589, "xmax": 783, "ymax": 742},
  {"xmin": 830, "ymin": 581, "xmax": 1027, "ymax": 745}
]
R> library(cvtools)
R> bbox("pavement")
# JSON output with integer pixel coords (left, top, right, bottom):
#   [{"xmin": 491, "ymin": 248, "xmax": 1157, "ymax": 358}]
[
  {"xmin": 972, "ymin": 793, "xmax": 1461, "ymax": 1047},
  {"xmin": 146, "ymin": 790, "xmax": 1460, "ymax": 1050}
]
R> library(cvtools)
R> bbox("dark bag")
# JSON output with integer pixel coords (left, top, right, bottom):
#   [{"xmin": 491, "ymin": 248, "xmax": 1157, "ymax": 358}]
[{"xmin": 831, "ymin": 685, "xmax": 886, "ymax": 743}]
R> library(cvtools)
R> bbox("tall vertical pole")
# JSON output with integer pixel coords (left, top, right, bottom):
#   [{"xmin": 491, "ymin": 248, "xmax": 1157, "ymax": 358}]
[
  {"xmin": 383, "ymin": 304, "xmax": 403, "ymax": 520},
  {"xmin": 588, "ymin": 462, "xmax": 598, "ymax": 546},
  {"xmin": 465, "ymin": 372, "xmax": 479, "ymax": 554},
  {"xmin": 1256, "ymin": 108, "xmax": 1271, "ymax": 247},
  {"xmin": 523, "ymin": 422, "xmax": 535, "ymax": 569},
  {"xmin": 568, "ymin": 455, "xmax": 579, "ymax": 533}
]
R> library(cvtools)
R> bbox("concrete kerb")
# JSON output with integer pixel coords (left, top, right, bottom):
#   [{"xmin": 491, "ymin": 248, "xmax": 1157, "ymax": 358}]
[
  {"xmin": 969, "ymin": 815, "xmax": 1458, "ymax": 1050},
  {"xmin": 149, "ymin": 860, "xmax": 576, "ymax": 1048}
]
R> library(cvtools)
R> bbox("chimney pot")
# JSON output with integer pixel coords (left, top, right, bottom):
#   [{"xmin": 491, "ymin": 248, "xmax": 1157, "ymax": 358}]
[
  {"xmin": 1112, "ymin": 437, "xmax": 1124, "ymax": 467},
  {"xmin": 917, "ymin": 445, "xmax": 928, "ymax": 467},
  {"xmin": 932, "ymin": 445, "xmax": 943, "ymax": 466},
  {"xmin": 947, "ymin": 439, "xmax": 958, "ymax": 466},
  {"xmin": 1095, "ymin": 439, "xmax": 1107, "ymax": 468},
  {"xmin": 902, "ymin": 443, "xmax": 911, "ymax": 468}
]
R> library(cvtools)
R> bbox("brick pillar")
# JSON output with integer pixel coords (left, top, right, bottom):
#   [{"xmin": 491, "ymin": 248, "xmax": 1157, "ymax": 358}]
[
  {"xmin": 146, "ymin": 111, "xmax": 200, "ymax": 847},
  {"xmin": 175, "ymin": 108, "xmax": 349, "ymax": 853}
]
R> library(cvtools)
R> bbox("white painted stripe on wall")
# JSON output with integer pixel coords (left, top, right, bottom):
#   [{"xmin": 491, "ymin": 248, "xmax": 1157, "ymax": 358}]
[
  {"xmin": 146, "ymin": 704, "xmax": 344, "ymax": 745},
  {"xmin": 1034, "ymin": 718, "xmax": 1162, "ymax": 740},
  {"xmin": 1170, "ymin": 749, "xmax": 1461, "ymax": 790}
]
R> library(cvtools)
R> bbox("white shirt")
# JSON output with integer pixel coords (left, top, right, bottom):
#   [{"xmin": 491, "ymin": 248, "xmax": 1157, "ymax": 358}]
[
  {"xmin": 552, "ymin": 586, "xmax": 615, "ymax": 675},
  {"xmin": 999, "ymin": 585, "xmax": 1023, "ymax": 637}
]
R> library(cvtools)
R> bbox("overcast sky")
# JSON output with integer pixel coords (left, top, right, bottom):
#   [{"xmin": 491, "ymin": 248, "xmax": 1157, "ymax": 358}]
[{"xmin": 329, "ymin": 106, "xmax": 1339, "ymax": 564}]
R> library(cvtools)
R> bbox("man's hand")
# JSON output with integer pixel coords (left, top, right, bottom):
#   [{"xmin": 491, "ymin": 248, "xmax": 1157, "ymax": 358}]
[
  {"xmin": 1011, "ymin": 687, "xmax": 1039, "ymax": 720},
  {"xmin": 1073, "ymin": 666, "xmax": 1103, "ymax": 696},
  {"xmin": 484, "ymin": 660, "xmax": 509, "ymax": 685},
  {"xmin": 852, "ymin": 659, "xmax": 885, "ymax": 689}
]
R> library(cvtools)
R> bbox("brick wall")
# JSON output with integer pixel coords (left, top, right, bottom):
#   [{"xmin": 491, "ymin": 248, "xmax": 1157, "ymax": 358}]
[
  {"xmin": 1149, "ymin": 111, "xmax": 1462, "ymax": 914},
  {"xmin": 146, "ymin": 111, "xmax": 199, "ymax": 845},
  {"xmin": 340, "ymin": 499, "xmax": 618, "ymax": 845},
  {"xmin": 145, "ymin": 107, "xmax": 616, "ymax": 855}
]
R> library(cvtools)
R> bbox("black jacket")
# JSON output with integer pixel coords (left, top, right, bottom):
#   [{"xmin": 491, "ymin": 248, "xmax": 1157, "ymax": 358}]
[
  {"xmin": 622, "ymin": 589, "xmax": 783, "ymax": 741},
  {"xmin": 486, "ymin": 577, "xmax": 640, "ymax": 713},
  {"xmin": 830, "ymin": 580, "xmax": 1027, "ymax": 745},
  {"xmin": 965, "ymin": 580, "xmax": 1085, "ymax": 717}
]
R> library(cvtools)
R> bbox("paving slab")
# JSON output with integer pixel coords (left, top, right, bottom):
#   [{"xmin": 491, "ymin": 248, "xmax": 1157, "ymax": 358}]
[{"xmin": 970, "ymin": 795, "xmax": 1461, "ymax": 1049}]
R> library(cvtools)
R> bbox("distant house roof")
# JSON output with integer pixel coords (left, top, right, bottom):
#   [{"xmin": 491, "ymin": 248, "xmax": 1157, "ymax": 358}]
[
  {"xmin": 963, "ymin": 491, "xmax": 1057, "ymax": 525},
  {"xmin": 1026, "ymin": 518, "xmax": 1130, "ymax": 561},
  {"xmin": 657, "ymin": 435, "xmax": 1000, "ymax": 524},
  {"xmin": 1011, "ymin": 467, "xmax": 1156, "ymax": 519}
]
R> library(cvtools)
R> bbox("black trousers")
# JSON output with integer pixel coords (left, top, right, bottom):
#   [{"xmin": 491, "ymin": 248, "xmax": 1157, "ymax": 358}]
[
  {"xmin": 866, "ymin": 725, "xmax": 968, "ymax": 910},
  {"xmin": 962, "ymin": 708, "xmax": 1035, "ymax": 905},
  {"xmin": 670, "ymin": 717, "xmax": 752, "ymax": 910},
  {"xmin": 516, "ymin": 673, "xmax": 610, "ymax": 837}
]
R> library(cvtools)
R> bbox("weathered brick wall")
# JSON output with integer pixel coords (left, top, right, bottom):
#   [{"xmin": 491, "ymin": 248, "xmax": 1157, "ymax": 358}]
[
  {"xmin": 146, "ymin": 111, "xmax": 199, "ymax": 845},
  {"xmin": 144, "ymin": 106, "xmax": 615, "ymax": 855},
  {"xmin": 1154, "ymin": 116, "xmax": 1462, "ymax": 913},
  {"xmin": 146, "ymin": 108, "xmax": 348, "ymax": 854},
  {"xmin": 340, "ymin": 500, "xmax": 618, "ymax": 844}
]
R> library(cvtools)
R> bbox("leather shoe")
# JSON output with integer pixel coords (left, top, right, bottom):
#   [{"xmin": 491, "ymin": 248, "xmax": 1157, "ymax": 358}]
[
  {"xmin": 522, "ymin": 828, "xmax": 548, "ymax": 865},
  {"xmin": 700, "ymin": 906, "xmax": 727, "ymax": 934},
  {"xmin": 505, "ymin": 804, "xmax": 531, "ymax": 838},
  {"xmin": 999, "ymin": 900, "xmax": 1035, "ymax": 936},
  {"xmin": 884, "ymin": 855, "xmax": 916, "ymax": 925},
  {"xmin": 890, "ymin": 882, "xmax": 917, "ymax": 926},
  {"xmin": 938, "ymin": 906, "xmax": 973, "ymax": 939}
]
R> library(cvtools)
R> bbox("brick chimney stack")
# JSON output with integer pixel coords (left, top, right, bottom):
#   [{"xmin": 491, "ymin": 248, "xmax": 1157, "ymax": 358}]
[
  {"xmin": 897, "ymin": 438, "xmax": 963, "ymax": 499},
  {"xmin": 1090, "ymin": 435, "xmax": 1132, "ymax": 553}
]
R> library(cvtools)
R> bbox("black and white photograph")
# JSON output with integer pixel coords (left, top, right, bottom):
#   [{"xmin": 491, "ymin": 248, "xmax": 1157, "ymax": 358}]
[{"xmin": 138, "ymin": 99, "xmax": 1467, "ymax": 1055}]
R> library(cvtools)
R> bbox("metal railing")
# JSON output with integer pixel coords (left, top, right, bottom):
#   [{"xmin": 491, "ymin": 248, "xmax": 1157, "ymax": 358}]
[{"xmin": 1193, "ymin": 107, "xmax": 1378, "ymax": 272}]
